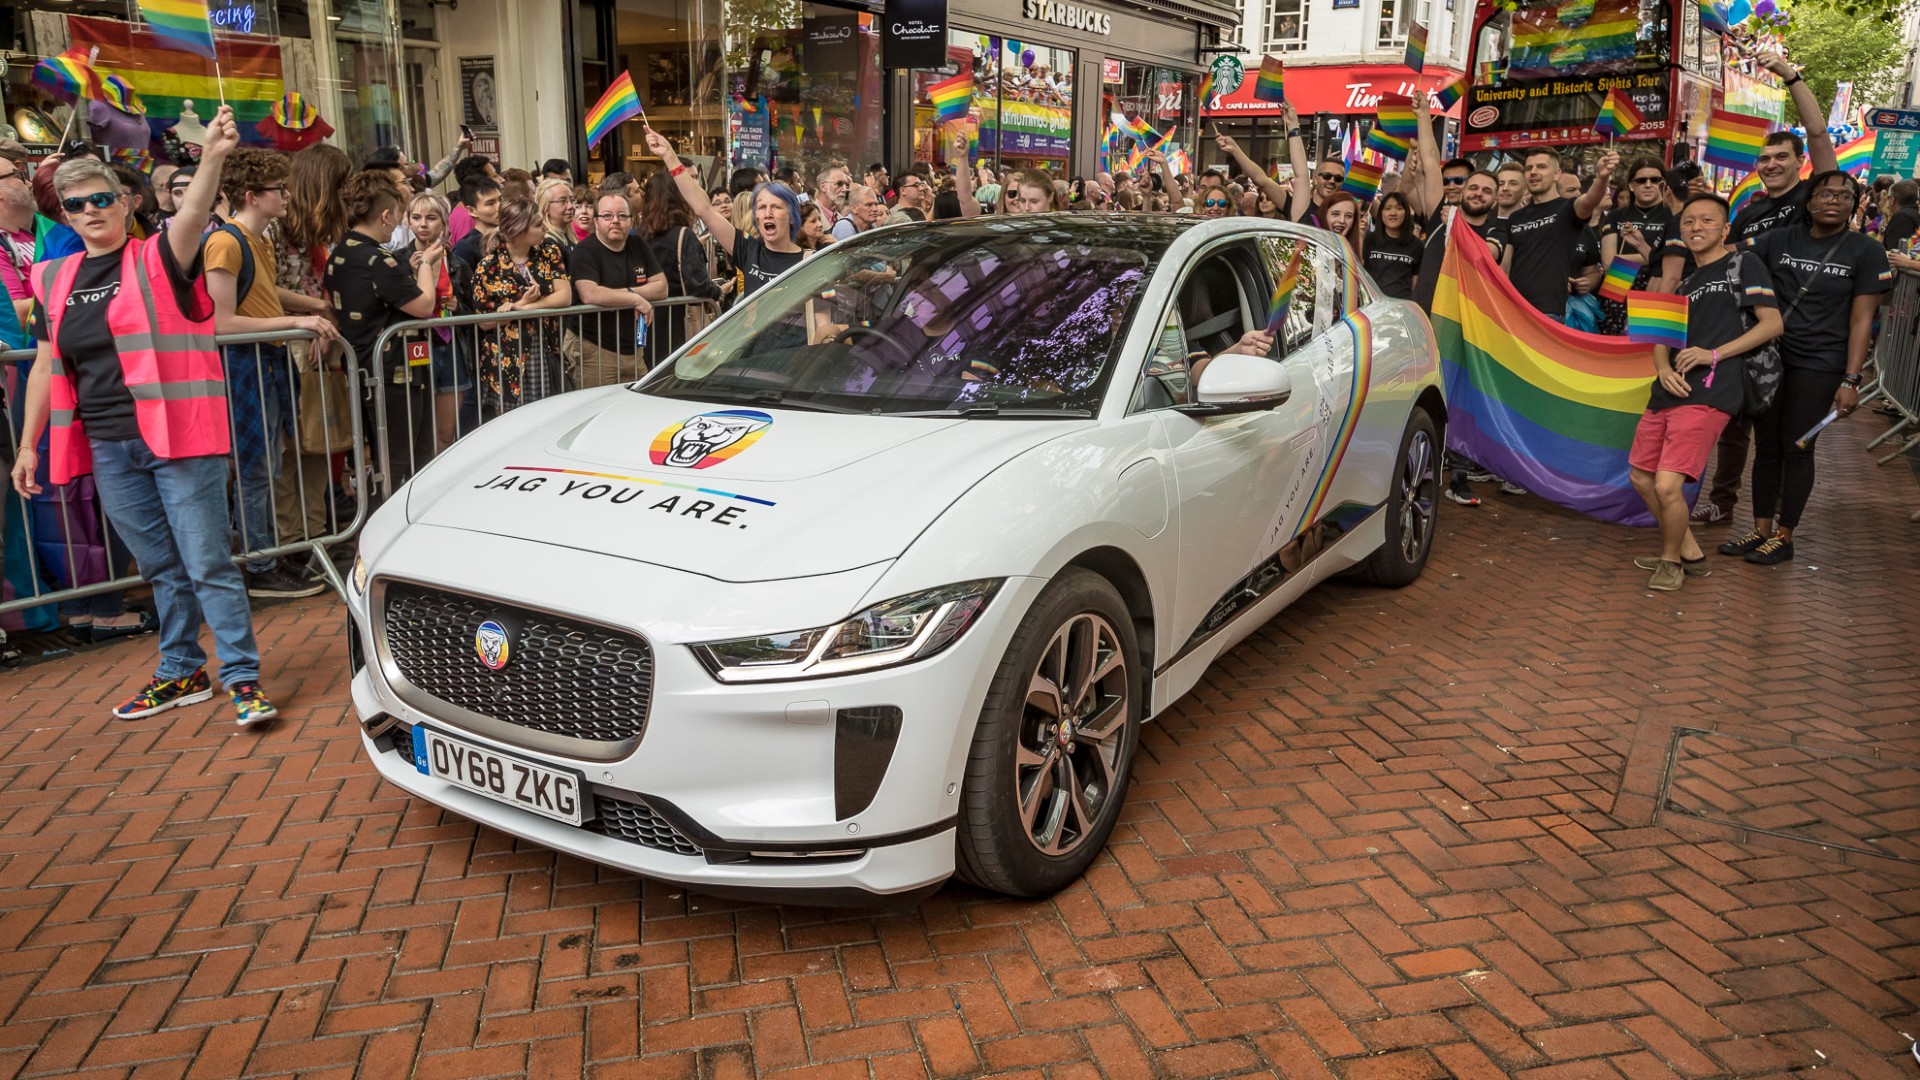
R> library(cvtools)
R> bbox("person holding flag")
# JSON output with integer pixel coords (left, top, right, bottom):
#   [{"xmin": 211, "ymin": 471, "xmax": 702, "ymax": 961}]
[
  {"xmin": 1597, "ymin": 157, "xmax": 1688, "ymax": 334},
  {"xmin": 1625, "ymin": 193, "xmax": 1782, "ymax": 591},
  {"xmin": 1210, "ymin": 101, "xmax": 1312, "ymax": 226}
]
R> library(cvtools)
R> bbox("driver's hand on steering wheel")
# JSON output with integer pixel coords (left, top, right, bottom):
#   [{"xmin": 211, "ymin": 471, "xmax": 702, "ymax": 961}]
[{"xmin": 813, "ymin": 322, "xmax": 851, "ymax": 345}]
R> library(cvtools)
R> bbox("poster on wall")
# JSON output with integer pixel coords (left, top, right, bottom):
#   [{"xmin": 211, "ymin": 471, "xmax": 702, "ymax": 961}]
[
  {"xmin": 732, "ymin": 98, "xmax": 772, "ymax": 170},
  {"xmin": 884, "ymin": 0, "xmax": 949, "ymax": 69},
  {"xmin": 461, "ymin": 57, "xmax": 498, "ymax": 135}
]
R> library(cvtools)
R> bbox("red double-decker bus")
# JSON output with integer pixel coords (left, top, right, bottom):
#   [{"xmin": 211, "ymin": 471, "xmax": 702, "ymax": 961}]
[{"xmin": 1459, "ymin": 0, "xmax": 1726, "ymax": 160}]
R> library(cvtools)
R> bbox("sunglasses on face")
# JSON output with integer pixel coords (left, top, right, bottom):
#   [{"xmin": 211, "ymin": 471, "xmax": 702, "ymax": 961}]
[
  {"xmin": 1317, "ymin": 172, "xmax": 1344, "ymax": 182},
  {"xmin": 1442, "ymin": 176, "xmax": 1468, "ymax": 185},
  {"xmin": 62, "ymin": 192, "xmax": 120, "ymax": 213},
  {"xmin": 1631, "ymin": 176, "xmax": 1664, "ymax": 185},
  {"xmin": 1203, "ymin": 197, "xmax": 1230, "ymax": 207}
]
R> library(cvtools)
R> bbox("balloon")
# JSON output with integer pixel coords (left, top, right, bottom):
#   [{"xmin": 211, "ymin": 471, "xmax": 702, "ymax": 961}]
[
  {"xmin": 1007, "ymin": 40, "xmax": 1021, "ymax": 55},
  {"xmin": 1022, "ymin": 49, "xmax": 1036, "ymax": 67}
]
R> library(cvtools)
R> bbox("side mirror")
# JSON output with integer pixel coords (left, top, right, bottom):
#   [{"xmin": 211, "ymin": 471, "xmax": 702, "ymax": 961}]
[{"xmin": 1182, "ymin": 352, "xmax": 1293, "ymax": 415}]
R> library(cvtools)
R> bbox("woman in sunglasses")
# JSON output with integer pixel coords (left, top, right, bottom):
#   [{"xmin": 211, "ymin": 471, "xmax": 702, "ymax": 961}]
[{"xmin": 10, "ymin": 106, "xmax": 282, "ymax": 728}]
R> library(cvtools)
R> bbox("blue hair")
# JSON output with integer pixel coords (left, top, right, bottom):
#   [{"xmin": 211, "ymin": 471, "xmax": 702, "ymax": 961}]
[{"xmin": 753, "ymin": 182, "xmax": 805, "ymax": 242}]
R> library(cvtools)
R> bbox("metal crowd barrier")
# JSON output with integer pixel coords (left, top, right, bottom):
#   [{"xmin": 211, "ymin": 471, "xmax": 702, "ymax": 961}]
[
  {"xmin": 362, "ymin": 297, "xmax": 720, "ymax": 499},
  {"xmin": 1, "ymin": 330, "xmax": 366, "ymax": 618},
  {"xmin": 1863, "ymin": 267, "xmax": 1920, "ymax": 465}
]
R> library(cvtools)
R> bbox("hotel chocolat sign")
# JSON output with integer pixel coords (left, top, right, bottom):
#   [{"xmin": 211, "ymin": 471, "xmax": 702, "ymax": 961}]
[
  {"xmin": 805, "ymin": 14, "xmax": 862, "ymax": 72},
  {"xmin": 884, "ymin": 0, "xmax": 949, "ymax": 70}
]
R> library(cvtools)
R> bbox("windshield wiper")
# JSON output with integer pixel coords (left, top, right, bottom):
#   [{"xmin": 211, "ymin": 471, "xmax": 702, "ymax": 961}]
[
  {"xmin": 681, "ymin": 388, "xmax": 865, "ymax": 414},
  {"xmin": 891, "ymin": 404, "xmax": 1094, "ymax": 419}
]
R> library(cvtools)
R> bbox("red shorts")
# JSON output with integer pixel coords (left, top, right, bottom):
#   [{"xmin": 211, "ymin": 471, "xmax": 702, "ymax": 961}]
[{"xmin": 1630, "ymin": 405, "xmax": 1731, "ymax": 481}]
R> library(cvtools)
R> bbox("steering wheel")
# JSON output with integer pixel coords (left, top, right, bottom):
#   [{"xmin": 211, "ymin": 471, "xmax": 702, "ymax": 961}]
[{"xmin": 829, "ymin": 323, "xmax": 913, "ymax": 360}]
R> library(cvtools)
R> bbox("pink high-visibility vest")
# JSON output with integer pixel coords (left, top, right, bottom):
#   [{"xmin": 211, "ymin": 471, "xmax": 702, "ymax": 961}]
[{"xmin": 33, "ymin": 235, "xmax": 229, "ymax": 484}]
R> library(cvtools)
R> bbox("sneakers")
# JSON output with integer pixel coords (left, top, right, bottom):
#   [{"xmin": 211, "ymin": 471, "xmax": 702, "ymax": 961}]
[
  {"xmin": 1718, "ymin": 530, "xmax": 1770, "ymax": 557},
  {"xmin": 247, "ymin": 564, "xmax": 327, "ymax": 599},
  {"xmin": 1689, "ymin": 502, "xmax": 1730, "ymax": 525},
  {"xmin": 229, "ymin": 682, "xmax": 280, "ymax": 728},
  {"xmin": 1500, "ymin": 481, "xmax": 1529, "ymax": 496},
  {"xmin": 1444, "ymin": 483, "xmax": 1481, "ymax": 507},
  {"xmin": 1465, "ymin": 469, "xmax": 1497, "ymax": 483},
  {"xmin": 1634, "ymin": 556, "xmax": 1711, "ymax": 577},
  {"xmin": 113, "ymin": 669, "xmax": 214, "ymax": 719},
  {"xmin": 1744, "ymin": 534, "xmax": 1794, "ymax": 565},
  {"xmin": 1646, "ymin": 560, "xmax": 1686, "ymax": 591}
]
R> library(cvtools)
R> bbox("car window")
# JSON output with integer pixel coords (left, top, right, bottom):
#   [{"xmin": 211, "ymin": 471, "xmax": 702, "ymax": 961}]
[
  {"xmin": 1128, "ymin": 248, "xmax": 1255, "ymax": 413},
  {"xmin": 1257, "ymin": 235, "xmax": 1324, "ymax": 355}
]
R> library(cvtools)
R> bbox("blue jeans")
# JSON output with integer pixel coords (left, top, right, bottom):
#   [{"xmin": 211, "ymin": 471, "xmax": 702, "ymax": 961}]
[
  {"xmin": 224, "ymin": 343, "xmax": 292, "ymax": 574},
  {"xmin": 88, "ymin": 439, "xmax": 261, "ymax": 687}
]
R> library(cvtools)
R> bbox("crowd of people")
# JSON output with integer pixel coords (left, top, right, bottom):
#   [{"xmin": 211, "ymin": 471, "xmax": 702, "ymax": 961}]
[{"xmin": 0, "ymin": 43, "xmax": 1909, "ymax": 713}]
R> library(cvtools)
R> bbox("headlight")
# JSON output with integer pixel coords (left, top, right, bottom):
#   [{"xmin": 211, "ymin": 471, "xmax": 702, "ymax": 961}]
[
  {"xmin": 350, "ymin": 556, "xmax": 369, "ymax": 594},
  {"xmin": 692, "ymin": 580, "xmax": 1002, "ymax": 683}
]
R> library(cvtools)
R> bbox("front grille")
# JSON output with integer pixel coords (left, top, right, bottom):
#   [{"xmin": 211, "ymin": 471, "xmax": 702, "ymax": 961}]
[
  {"xmin": 586, "ymin": 794, "xmax": 703, "ymax": 856},
  {"xmin": 381, "ymin": 582, "xmax": 654, "ymax": 743}
]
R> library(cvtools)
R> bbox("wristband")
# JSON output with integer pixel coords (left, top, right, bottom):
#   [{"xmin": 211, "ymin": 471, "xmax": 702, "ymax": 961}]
[
  {"xmin": 670, "ymin": 163, "xmax": 689, "ymax": 177},
  {"xmin": 1785, "ymin": 74, "xmax": 1804, "ymax": 87},
  {"xmin": 1842, "ymin": 372, "xmax": 1863, "ymax": 386},
  {"xmin": 1287, "ymin": 129, "xmax": 1302, "ymax": 139}
]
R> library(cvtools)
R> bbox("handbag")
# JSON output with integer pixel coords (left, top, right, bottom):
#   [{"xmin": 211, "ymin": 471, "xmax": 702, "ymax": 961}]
[
  {"xmin": 1730, "ymin": 237, "xmax": 1843, "ymax": 418},
  {"xmin": 298, "ymin": 365, "xmax": 355, "ymax": 454}
]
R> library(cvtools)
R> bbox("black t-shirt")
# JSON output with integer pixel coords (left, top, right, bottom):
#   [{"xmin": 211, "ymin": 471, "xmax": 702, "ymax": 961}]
[
  {"xmin": 1646, "ymin": 251, "xmax": 1777, "ymax": 415},
  {"xmin": 1415, "ymin": 209, "xmax": 1509, "ymax": 313},
  {"xmin": 733, "ymin": 235, "xmax": 805, "ymax": 297},
  {"xmin": 1364, "ymin": 230, "xmax": 1422, "ymax": 300},
  {"xmin": 1882, "ymin": 207, "xmax": 1919, "ymax": 253},
  {"xmin": 1731, "ymin": 180, "xmax": 1810, "ymax": 243},
  {"xmin": 568, "ymin": 234, "xmax": 664, "ymax": 351},
  {"xmin": 1571, "ymin": 227, "xmax": 1601, "ymax": 272},
  {"xmin": 1748, "ymin": 224, "xmax": 1894, "ymax": 371},
  {"xmin": 1602, "ymin": 204, "xmax": 1685, "ymax": 277},
  {"xmin": 1504, "ymin": 197, "xmax": 1586, "ymax": 316},
  {"xmin": 31, "ymin": 238, "xmax": 207, "ymax": 442},
  {"xmin": 326, "ymin": 230, "xmax": 423, "ymax": 372}
]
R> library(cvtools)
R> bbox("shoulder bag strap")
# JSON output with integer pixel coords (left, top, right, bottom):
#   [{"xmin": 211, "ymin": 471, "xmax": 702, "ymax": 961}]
[{"xmin": 1777, "ymin": 235, "xmax": 1849, "ymax": 324}]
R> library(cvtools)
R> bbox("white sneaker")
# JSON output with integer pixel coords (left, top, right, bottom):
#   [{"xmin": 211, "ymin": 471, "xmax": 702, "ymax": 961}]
[{"xmin": 1500, "ymin": 481, "xmax": 1528, "ymax": 496}]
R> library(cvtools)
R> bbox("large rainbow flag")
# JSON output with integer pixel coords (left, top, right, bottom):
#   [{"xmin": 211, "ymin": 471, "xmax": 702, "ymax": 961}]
[
  {"xmin": 68, "ymin": 15, "xmax": 282, "ymax": 145},
  {"xmin": 1509, "ymin": 0, "xmax": 1639, "ymax": 77},
  {"xmin": 1429, "ymin": 215, "xmax": 1671, "ymax": 525}
]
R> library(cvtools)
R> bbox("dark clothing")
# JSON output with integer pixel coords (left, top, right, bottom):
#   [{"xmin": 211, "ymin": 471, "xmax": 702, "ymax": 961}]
[
  {"xmin": 1504, "ymin": 196, "xmax": 1586, "ymax": 317},
  {"xmin": 326, "ymin": 230, "xmax": 424, "ymax": 376},
  {"xmin": 1363, "ymin": 230, "xmax": 1422, "ymax": 301},
  {"xmin": 1747, "ymin": 224, "xmax": 1894, "ymax": 371},
  {"xmin": 32, "ymin": 239, "xmax": 206, "ymax": 442},
  {"xmin": 1646, "ymin": 252, "xmax": 1777, "ymax": 417},
  {"xmin": 1708, "ymin": 420, "xmax": 1751, "ymax": 513},
  {"xmin": 1598, "ymin": 204, "xmax": 1685, "ymax": 335},
  {"xmin": 733, "ymin": 235, "xmax": 805, "ymax": 298},
  {"xmin": 1751, "ymin": 365, "xmax": 1844, "ymax": 530},
  {"xmin": 646, "ymin": 226, "xmax": 724, "ymax": 360},
  {"xmin": 1415, "ymin": 209, "xmax": 1508, "ymax": 313},
  {"xmin": 1731, "ymin": 180, "xmax": 1810, "ymax": 243},
  {"xmin": 568, "ymin": 233, "xmax": 664, "ymax": 352},
  {"xmin": 1295, "ymin": 199, "xmax": 1325, "ymax": 229},
  {"xmin": 1882, "ymin": 207, "xmax": 1919, "ymax": 253}
]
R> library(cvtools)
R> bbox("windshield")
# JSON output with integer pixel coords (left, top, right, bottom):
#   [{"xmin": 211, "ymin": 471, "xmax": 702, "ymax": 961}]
[{"xmin": 642, "ymin": 218, "xmax": 1176, "ymax": 416}]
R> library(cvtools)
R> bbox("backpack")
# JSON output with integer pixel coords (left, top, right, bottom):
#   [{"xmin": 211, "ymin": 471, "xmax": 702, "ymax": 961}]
[
  {"xmin": 1724, "ymin": 251, "xmax": 1781, "ymax": 418},
  {"xmin": 212, "ymin": 222, "xmax": 257, "ymax": 305}
]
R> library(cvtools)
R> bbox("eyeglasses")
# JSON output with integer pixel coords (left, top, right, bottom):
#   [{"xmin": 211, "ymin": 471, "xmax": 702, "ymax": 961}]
[
  {"xmin": 1810, "ymin": 189, "xmax": 1856, "ymax": 205},
  {"xmin": 1202, "ymin": 198, "xmax": 1231, "ymax": 207},
  {"xmin": 1317, "ymin": 172, "xmax": 1344, "ymax": 182},
  {"xmin": 596, "ymin": 211, "xmax": 633, "ymax": 220},
  {"xmin": 61, "ymin": 192, "xmax": 120, "ymax": 213},
  {"xmin": 259, "ymin": 184, "xmax": 289, "ymax": 195},
  {"xmin": 1442, "ymin": 176, "xmax": 1468, "ymax": 185},
  {"xmin": 0, "ymin": 168, "xmax": 23, "ymax": 184}
]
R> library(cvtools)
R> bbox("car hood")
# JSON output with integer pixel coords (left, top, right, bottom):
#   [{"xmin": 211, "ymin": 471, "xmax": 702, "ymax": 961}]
[{"xmin": 411, "ymin": 390, "xmax": 1081, "ymax": 582}]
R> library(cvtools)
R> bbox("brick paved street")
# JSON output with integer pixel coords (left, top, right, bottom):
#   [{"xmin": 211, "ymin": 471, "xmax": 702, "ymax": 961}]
[{"xmin": 2, "ymin": 418, "xmax": 1917, "ymax": 1080}]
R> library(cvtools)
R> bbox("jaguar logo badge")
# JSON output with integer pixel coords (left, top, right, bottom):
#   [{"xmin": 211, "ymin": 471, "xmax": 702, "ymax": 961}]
[{"xmin": 475, "ymin": 620, "xmax": 511, "ymax": 670}]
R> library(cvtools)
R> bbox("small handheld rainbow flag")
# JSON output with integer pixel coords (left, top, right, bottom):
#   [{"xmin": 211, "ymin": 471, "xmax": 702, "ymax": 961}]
[
  {"xmin": 1365, "ymin": 127, "xmax": 1411, "ymax": 160},
  {"xmin": 1699, "ymin": 0, "xmax": 1730, "ymax": 34},
  {"xmin": 1342, "ymin": 160, "xmax": 1385, "ymax": 200},
  {"xmin": 1728, "ymin": 172, "xmax": 1763, "ymax": 216},
  {"xmin": 1626, "ymin": 291, "xmax": 1689, "ymax": 350},
  {"xmin": 135, "ymin": 0, "xmax": 218, "ymax": 60},
  {"xmin": 585, "ymin": 71, "xmax": 644, "ymax": 150},
  {"xmin": 1836, "ymin": 132, "xmax": 1874, "ymax": 177},
  {"xmin": 1598, "ymin": 254, "xmax": 1643, "ymax": 303},
  {"xmin": 1374, "ymin": 96, "xmax": 1419, "ymax": 141},
  {"xmin": 1703, "ymin": 108, "xmax": 1771, "ymax": 172},
  {"xmin": 1433, "ymin": 74, "xmax": 1468, "ymax": 111},
  {"xmin": 1253, "ymin": 56, "xmax": 1287, "ymax": 103},
  {"xmin": 1122, "ymin": 111, "xmax": 1163, "ymax": 145},
  {"xmin": 31, "ymin": 49, "xmax": 104, "ymax": 104},
  {"xmin": 1404, "ymin": 21, "xmax": 1429, "ymax": 72},
  {"xmin": 1196, "ymin": 70, "xmax": 1216, "ymax": 113},
  {"xmin": 1593, "ymin": 88, "xmax": 1644, "ymax": 139},
  {"xmin": 1267, "ymin": 246, "xmax": 1304, "ymax": 332},
  {"xmin": 112, "ymin": 147, "xmax": 156, "ymax": 174},
  {"xmin": 928, "ymin": 72, "xmax": 972, "ymax": 125}
]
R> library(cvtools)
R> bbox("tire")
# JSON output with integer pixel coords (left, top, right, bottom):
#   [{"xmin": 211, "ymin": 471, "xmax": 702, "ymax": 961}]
[
  {"xmin": 955, "ymin": 569, "xmax": 1141, "ymax": 897},
  {"xmin": 1360, "ymin": 408, "xmax": 1439, "ymax": 587}
]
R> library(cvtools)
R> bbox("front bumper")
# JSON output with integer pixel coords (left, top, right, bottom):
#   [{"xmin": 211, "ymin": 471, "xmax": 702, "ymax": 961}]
[{"xmin": 345, "ymin": 525, "xmax": 1042, "ymax": 898}]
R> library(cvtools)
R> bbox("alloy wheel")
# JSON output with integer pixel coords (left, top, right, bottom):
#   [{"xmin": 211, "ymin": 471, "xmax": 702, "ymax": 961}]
[
  {"xmin": 1014, "ymin": 613, "xmax": 1129, "ymax": 857},
  {"xmin": 1399, "ymin": 428, "xmax": 1437, "ymax": 564}
]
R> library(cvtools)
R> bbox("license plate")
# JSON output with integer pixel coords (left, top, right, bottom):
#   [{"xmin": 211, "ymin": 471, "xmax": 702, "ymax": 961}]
[{"xmin": 413, "ymin": 725, "xmax": 588, "ymax": 826}]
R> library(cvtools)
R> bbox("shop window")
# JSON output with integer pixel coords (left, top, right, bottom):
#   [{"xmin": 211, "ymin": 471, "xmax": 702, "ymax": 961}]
[
  {"xmin": 719, "ymin": 3, "xmax": 883, "ymax": 188},
  {"xmin": 1266, "ymin": 0, "xmax": 1308, "ymax": 53},
  {"xmin": 911, "ymin": 32, "xmax": 1073, "ymax": 180},
  {"xmin": 1102, "ymin": 61, "xmax": 1195, "ymax": 183},
  {"xmin": 1377, "ymin": 0, "xmax": 1412, "ymax": 48}
]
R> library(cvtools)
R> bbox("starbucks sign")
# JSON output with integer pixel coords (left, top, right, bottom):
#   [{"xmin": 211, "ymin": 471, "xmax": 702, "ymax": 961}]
[{"xmin": 1209, "ymin": 55, "xmax": 1245, "ymax": 98}]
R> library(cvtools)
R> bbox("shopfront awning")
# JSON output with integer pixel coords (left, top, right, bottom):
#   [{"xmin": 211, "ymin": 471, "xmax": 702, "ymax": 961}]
[{"xmin": 1204, "ymin": 64, "xmax": 1466, "ymax": 118}]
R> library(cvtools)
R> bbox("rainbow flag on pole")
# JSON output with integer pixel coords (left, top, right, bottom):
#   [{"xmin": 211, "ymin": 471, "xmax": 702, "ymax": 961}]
[
  {"xmin": 1342, "ymin": 159, "xmax": 1385, "ymax": 199},
  {"xmin": 1728, "ymin": 172, "xmax": 1764, "ymax": 216},
  {"xmin": 1365, "ymin": 127, "xmax": 1411, "ymax": 160},
  {"xmin": 928, "ymin": 72, "xmax": 972, "ymax": 125},
  {"xmin": 1195, "ymin": 70, "xmax": 1216, "ymax": 113},
  {"xmin": 134, "ymin": 0, "xmax": 217, "ymax": 59},
  {"xmin": 1267, "ymin": 245, "xmax": 1304, "ymax": 332},
  {"xmin": 1598, "ymin": 254, "xmax": 1643, "ymax": 303},
  {"xmin": 1430, "ymin": 217, "xmax": 1674, "ymax": 526},
  {"xmin": 1593, "ymin": 88, "xmax": 1644, "ymax": 139},
  {"xmin": 585, "ymin": 70, "xmax": 643, "ymax": 149},
  {"xmin": 1253, "ymin": 56, "xmax": 1287, "ymax": 103},
  {"xmin": 1404, "ymin": 21, "xmax": 1429, "ymax": 72},
  {"xmin": 1836, "ymin": 131, "xmax": 1874, "ymax": 176},
  {"xmin": 1625, "ymin": 291, "xmax": 1689, "ymax": 350},
  {"xmin": 1374, "ymin": 96, "xmax": 1419, "ymax": 140},
  {"xmin": 1703, "ymin": 109, "xmax": 1771, "ymax": 172},
  {"xmin": 1433, "ymin": 74, "xmax": 1467, "ymax": 111}
]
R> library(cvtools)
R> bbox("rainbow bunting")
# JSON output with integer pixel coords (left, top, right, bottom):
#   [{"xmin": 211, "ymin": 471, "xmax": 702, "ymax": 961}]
[
  {"xmin": 928, "ymin": 71, "xmax": 972, "ymax": 125},
  {"xmin": 1252, "ymin": 56, "xmax": 1287, "ymax": 103},
  {"xmin": 1365, "ymin": 127, "xmax": 1411, "ymax": 160},
  {"xmin": 1196, "ymin": 70, "xmax": 1216, "ymax": 113},
  {"xmin": 1433, "ymin": 74, "xmax": 1467, "ymax": 110},
  {"xmin": 1342, "ymin": 159, "xmax": 1385, "ymax": 199},
  {"xmin": 1404, "ymin": 21, "xmax": 1428, "ymax": 72},
  {"xmin": 1625, "ymin": 291, "xmax": 1689, "ymax": 350},
  {"xmin": 31, "ymin": 49, "xmax": 104, "ymax": 104},
  {"xmin": 1703, "ymin": 108, "xmax": 1771, "ymax": 172},
  {"xmin": 1374, "ymin": 96, "xmax": 1418, "ymax": 140},
  {"xmin": 111, "ymin": 147, "xmax": 155, "ymax": 174},
  {"xmin": 1836, "ymin": 132, "xmax": 1874, "ymax": 176},
  {"xmin": 1728, "ymin": 172, "xmax": 1764, "ymax": 216},
  {"xmin": 68, "ymin": 15, "xmax": 284, "ymax": 147},
  {"xmin": 1598, "ymin": 254, "xmax": 1643, "ymax": 303},
  {"xmin": 1429, "ymin": 214, "xmax": 1677, "ymax": 526},
  {"xmin": 1267, "ymin": 245, "xmax": 1304, "ymax": 331},
  {"xmin": 1593, "ymin": 87, "xmax": 1643, "ymax": 139},
  {"xmin": 584, "ymin": 70, "xmax": 643, "ymax": 149},
  {"xmin": 135, "ymin": 0, "xmax": 217, "ymax": 59}
]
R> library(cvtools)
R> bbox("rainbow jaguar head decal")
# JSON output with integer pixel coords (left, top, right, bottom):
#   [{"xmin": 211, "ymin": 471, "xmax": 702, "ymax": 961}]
[{"xmin": 649, "ymin": 409, "xmax": 774, "ymax": 470}]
